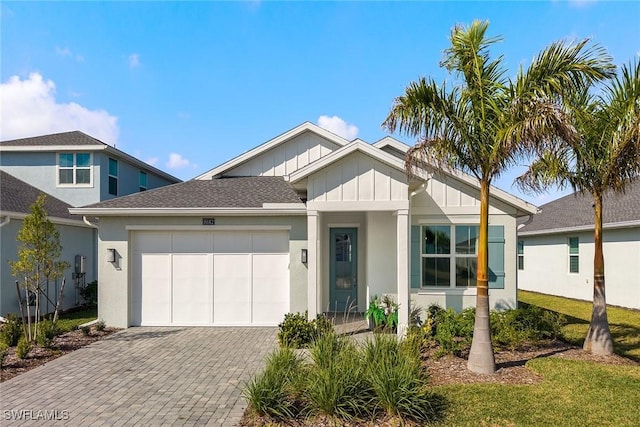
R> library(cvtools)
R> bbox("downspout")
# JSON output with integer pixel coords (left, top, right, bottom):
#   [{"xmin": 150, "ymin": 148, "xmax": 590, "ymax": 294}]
[
  {"xmin": 83, "ymin": 216, "xmax": 98, "ymax": 228},
  {"xmin": 0, "ymin": 216, "xmax": 10, "ymax": 228}
]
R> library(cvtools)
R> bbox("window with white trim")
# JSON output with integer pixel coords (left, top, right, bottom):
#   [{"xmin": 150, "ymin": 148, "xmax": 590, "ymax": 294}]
[
  {"xmin": 58, "ymin": 153, "xmax": 92, "ymax": 186},
  {"xmin": 421, "ymin": 225, "xmax": 478, "ymax": 288},
  {"xmin": 108, "ymin": 158, "xmax": 118, "ymax": 196},
  {"xmin": 517, "ymin": 240, "xmax": 524, "ymax": 270},
  {"xmin": 568, "ymin": 237, "xmax": 579, "ymax": 273},
  {"xmin": 139, "ymin": 171, "xmax": 147, "ymax": 192}
]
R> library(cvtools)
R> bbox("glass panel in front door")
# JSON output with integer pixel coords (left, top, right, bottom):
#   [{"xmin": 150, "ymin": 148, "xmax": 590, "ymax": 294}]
[{"xmin": 335, "ymin": 233, "xmax": 354, "ymax": 289}]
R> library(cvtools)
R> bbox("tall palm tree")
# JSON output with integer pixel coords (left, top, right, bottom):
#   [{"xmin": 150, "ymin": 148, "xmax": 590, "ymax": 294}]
[
  {"xmin": 517, "ymin": 59, "xmax": 640, "ymax": 356},
  {"xmin": 382, "ymin": 20, "xmax": 613, "ymax": 374}
]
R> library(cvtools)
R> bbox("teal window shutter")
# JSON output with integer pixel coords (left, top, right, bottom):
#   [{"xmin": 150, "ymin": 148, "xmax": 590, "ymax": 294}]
[
  {"xmin": 410, "ymin": 225, "xmax": 421, "ymax": 288},
  {"xmin": 488, "ymin": 225, "xmax": 505, "ymax": 289}
]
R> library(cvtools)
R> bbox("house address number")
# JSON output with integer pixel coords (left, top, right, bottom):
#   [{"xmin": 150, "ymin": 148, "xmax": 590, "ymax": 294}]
[{"xmin": 202, "ymin": 218, "xmax": 216, "ymax": 225}]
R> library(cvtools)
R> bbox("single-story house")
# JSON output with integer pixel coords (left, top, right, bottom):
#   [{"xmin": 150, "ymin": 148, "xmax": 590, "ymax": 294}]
[
  {"xmin": 71, "ymin": 122, "xmax": 537, "ymax": 330},
  {"xmin": 518, "ymin": 181, "xmax": 640, "ymax": 310},
  {"xmin": 0, "ymin": 171, "xmax": 96, "ymax": 316}
]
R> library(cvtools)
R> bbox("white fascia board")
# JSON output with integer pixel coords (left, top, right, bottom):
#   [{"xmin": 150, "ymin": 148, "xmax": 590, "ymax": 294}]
[
  {"xmin": 518, "ymin": 220, "xmax": 640, "ymax": 236},
  {"xmin": 289, "ymin": 141, "xmax": 406, "ymax": 183},
  {"xmin": 0, "ymin": 145, "xmax": 106, "ymax": 152},
  {"xmin": 307, "ymin": 200, "xmax": 410, "ymax": 212},
  {"xmin": 372, "ymin": 136, "xmax": 411, "ymax": 153},
  {"xmin": 103, "ymin": 146, "xmax": 181, "ymax": 183},
  {"xmin": 68, "ymin": 207, "xmax": 308, "ymax": 216},
  {"xmin": 195, "ymin": 122, "xmax": 350, "ymax": 180},
  {"xmin": 0, "ymin": 210, "xmax": 91, "ymax": 227},
  {"xmin": 126, "ymin": 225, "xmax": 292, "ymax": 231}
]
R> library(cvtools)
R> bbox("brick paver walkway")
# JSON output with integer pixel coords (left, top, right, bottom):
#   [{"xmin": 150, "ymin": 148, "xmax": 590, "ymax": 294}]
[{"xmin": 0, "ymin": 327, "xmax": 277, "ymax": 426}]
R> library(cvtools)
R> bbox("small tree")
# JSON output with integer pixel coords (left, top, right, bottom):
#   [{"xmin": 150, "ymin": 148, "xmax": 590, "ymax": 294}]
[{"xmin": 9, "ymin": 194, "xmax": 69, "ymax": 341}]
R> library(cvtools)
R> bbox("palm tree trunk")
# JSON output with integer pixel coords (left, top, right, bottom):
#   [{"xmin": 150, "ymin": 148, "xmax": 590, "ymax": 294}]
[
  {"xmin": 583, "ymin": 193, "xmax": 614, "ymax": 355},
  {"xmin": 467, "ymin": 178, "xmax": 496, "ymax": 374}
]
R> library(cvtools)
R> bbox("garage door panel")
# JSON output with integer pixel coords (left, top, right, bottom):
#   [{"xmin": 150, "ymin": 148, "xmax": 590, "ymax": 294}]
[
  {"xmin": 172, "ymin": 254, "xmax": 212, "ymax": 325},
  {"xmin": 214, "ymin": 231, "xmax": 251, "ymax": 253},
  {"xmin": 133, "ymin": 231, "xmax": 171, "ymax": 253},
  {"xmin": 213, "ymin": 254, "xmax": 251, "ymax": 325},
  {"xmin": 172, "ymin": 232, "xmax": 212, "ymax": 253},
  {"xmin": 252, "ymin": 254, "xmax": 290, "ymax": 324},
  {"xmin": 138, "ymin": 253, "xmax": 172, "ymax": 325},
  {"xmin": 252, "ymin": 231, "xmax": 288, "ymax": 253}
]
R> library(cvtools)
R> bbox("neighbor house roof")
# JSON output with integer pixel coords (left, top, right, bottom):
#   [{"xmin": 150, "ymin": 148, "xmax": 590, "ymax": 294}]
[
  {"xmin": 518, "ymin": 179, "xmax": 640, "ymax": 235},
  {"xmin": 0, "ymin": 171, "xmax": 79, "ymax": 221},
  {"xmin": 70, "ymin": 177, "xmax": 306, "ymax": 215},
  {"xmin": 1, "ymin": 131, "xmax": 181, "ymax": 184}
]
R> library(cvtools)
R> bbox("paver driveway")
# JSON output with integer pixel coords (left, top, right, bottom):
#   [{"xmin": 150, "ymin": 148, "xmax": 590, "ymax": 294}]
[{"xmin": 0, "ymin": 327, "xmax": 277, "ymax": 426}]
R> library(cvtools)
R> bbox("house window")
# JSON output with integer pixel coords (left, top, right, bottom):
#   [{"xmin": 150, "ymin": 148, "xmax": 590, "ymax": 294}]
[
  {"xmin": 421, "ymin": 225, "xmax": 478, "ymax": 288},
  {"xmin": 568, "ymin": 237, "xmax": 579, "ymax": 273},
  {"xmin": 108, "ymin": 158, "xmax": 118, "ymax": 196},
  {"xmin": 58, "ymin": 153, "xmax": 92, "ymax": 186},
  {"xmin": 139, "ymin": 171, "xmax": 147, "ymax": 192},
  {"xmin": 517, "ymin": 240, "xmax": 524, "ymax": 270}
]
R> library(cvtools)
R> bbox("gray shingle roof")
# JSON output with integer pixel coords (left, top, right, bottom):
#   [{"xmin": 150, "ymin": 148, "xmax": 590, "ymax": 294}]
[
  {"xmin": 79, "ymin": 177, "xmax": 304, "ymax": 209},
  {"xmin": 0, "ymin": 171, "xmax": 77, "ymax": 220},
  {"xmin": 519, "ymin": 179, "xmax": 640, "ymax": 233},
  {"xmin": 1, "ymin": 131, "xmax": 105, "ymax": 146}
]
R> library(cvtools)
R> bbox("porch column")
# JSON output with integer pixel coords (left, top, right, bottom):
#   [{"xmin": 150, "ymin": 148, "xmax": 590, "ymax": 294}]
[
  {"xmin": 396, "ymin": 209, "xmax": 410, "ymax": 337},
  {"xmin": 307, "ymin": 210, "xmax": 319, "ymax": 319}
]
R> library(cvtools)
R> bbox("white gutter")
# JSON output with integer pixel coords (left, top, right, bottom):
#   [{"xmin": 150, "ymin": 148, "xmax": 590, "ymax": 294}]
[
  {"xmin": 518, "ymin": 219, "xmax": 640, "ymax": 236},
  {"xmin": 70, "ymin": 208, "xmax": 308, "ymax": 216},
  {"xmin": 0, "ymin": 211, "xmax": 90, "ymax": 227},
  {"xmin": 83, "ymin": 216, "xmax": 99, "ymax": 228}
]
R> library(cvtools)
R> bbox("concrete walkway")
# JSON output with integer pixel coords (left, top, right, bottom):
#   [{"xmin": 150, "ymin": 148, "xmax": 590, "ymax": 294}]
[{"xmin": 0, "ymin": 327, "xmax": 277, "ymax": 426}]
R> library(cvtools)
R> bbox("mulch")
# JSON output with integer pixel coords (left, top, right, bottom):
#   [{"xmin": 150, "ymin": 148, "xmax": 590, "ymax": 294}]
[{"xmin": 1, "ymin": 327, "xmax": 118, "ymax": 382}]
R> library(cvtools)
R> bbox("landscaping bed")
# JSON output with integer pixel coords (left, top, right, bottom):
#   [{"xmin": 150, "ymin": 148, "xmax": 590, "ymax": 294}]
[{"xmin": 1, "ymin": 324, "xmax": 118, "ymax": 382}]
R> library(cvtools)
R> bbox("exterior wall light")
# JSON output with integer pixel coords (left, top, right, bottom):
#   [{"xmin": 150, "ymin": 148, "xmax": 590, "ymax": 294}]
[
  {"xmin": 301, "ymin": 249, "xmax": 308, "ymax": 264},
  {"xmin": 106, "ymin": 248, "xmax": 117, "ymax": 263}
]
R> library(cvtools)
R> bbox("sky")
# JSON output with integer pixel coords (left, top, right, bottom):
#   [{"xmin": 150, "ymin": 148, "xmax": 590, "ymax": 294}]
[{"xmin": 1, "ymin": 1, "xmax": 638, "ymax": 205}]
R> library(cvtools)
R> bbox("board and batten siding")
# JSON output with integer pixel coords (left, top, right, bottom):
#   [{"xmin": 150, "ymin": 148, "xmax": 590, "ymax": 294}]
[
  {"xmin": 225, "ymin": 132, "xmax": 341, "ymax": 177},
  {"xmin": 307, "ymin": 152, "xmax": 408, "ymax": 202}
]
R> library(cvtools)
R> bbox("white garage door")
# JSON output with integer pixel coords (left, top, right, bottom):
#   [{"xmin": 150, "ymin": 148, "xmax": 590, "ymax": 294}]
[{"xmin": 131, "ymin": 230, "xmax": 290, "ymax": 326}]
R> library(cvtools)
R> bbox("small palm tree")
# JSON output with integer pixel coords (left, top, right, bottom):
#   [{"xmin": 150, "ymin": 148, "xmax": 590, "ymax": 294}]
[
  {"xmin": 382, "ymin": 20, "xmax": 613, "ymax": 373},
  {"xmin": 517, "ymin": 59, "xmax": 640, "ymax": 355}
]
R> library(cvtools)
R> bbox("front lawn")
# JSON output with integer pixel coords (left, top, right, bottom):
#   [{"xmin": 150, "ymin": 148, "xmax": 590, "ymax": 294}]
[
  {"xmin": 519, "ymin": 290, "xmax": 640, "ymax": 361},
  {"xmin": 55, "ymin": 307, "xmax": 98, "ymax": 332}
]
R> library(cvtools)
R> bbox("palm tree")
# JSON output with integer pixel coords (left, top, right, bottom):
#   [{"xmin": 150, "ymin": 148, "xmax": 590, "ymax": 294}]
[
  {"xmin": 517, "ymin": 59, "xmax": 640, "ymax": 356},
  {"xmin": 382, "ymin": 20, "xmax": 614, "ymax": 374}
]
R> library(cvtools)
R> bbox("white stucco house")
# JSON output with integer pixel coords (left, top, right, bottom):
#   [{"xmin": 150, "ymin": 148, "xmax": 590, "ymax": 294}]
[
  {"xmin": 70, "ymin": 122, "xmax": 537, "ymax": 329},
  {"xmin": 518, "ymin": 181, "xmax": 640, "ymax": 310}
]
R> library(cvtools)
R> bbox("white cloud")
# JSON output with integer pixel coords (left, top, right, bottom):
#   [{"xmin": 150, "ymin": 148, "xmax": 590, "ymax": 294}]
[
  {"xmin": 166, "ymin": 153, "xmax": 193, "ymax": 169},
  {"xmin": 145, "ymin": 157, "xmax": 159, "ymax": 167},
  {"xmin": 317, "ymin": 115, "xmax": 359, "ymax": 140},
  {"xmin": 0, "ymin": 73, "xmax": 119, "ymax": 144},
  {"xmin": 128, "ymin": 53, "xmax": 140, "ymax": 68},
  {"xmin": 55, "ymin": 46, "xmax": 72, "ymax": 57}
]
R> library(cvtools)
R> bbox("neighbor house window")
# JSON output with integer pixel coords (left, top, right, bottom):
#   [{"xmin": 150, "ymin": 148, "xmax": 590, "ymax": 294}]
[
  {"xmin": 568, "ymin": 237, "xmax": 579, "ymax": 273},
  {"xmin": 517, "ymin": 240, "xmax": 524, "ymax": 270},
  {"xmin": 139, "ymin": 171, "xmax": 147, "ymax": 192},
  {"xmin": 108, "ymin": 158, "xmax": 118, "ymax": 196},
  {"xmin": 421, "ymin": 225, "xmax": 478, "ymax": 288},
  {"xmin": 58, "ymin": 153, "xmax": 92, "ymax": 186}
]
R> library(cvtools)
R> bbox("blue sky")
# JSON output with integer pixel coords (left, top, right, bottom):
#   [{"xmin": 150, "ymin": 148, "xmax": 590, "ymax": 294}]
[{"xmin": 1, "ymin": 1, "xmax": 638, "ymax": 204}]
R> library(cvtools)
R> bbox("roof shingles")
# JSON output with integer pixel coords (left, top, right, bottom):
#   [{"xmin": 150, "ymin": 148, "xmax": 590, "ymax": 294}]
[
  {"xmin": 1, "ymin": 131, "xmax": 105, "ymax": 147},
  {"xmin": 0, "ymin": 171, "xmax": 77, "ymax": 220},
  {"xmin": 519, "ymin": 179, "xmax": 640, "ymax": 233},
  {"xmin": 80, "ymin": 177, "xmax": 303, "ymax": 209}
]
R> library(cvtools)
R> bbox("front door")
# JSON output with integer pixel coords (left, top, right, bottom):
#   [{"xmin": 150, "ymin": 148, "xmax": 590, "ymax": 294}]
[{"xmin": 329, "ymin": 228, "xmax": 358, "ymax": 312}]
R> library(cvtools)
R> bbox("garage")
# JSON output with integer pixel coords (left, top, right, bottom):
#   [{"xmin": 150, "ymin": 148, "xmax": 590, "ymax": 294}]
[{"xmin": 131, "ymin": 229, "xmax": 290, "ymax": 326}]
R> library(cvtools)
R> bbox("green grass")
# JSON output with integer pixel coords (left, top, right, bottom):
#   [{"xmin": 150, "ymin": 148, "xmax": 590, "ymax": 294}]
[
  {"xmin": 519, "ymin": 290, "xmax": 640, "ymax": 361},
  {"xmin": 55, "ymin": 307, "xmax": 98, "ymax": 332},
  {"xmin": 435, "ymin": 358, "xmax": 640, "ymax": 426}
]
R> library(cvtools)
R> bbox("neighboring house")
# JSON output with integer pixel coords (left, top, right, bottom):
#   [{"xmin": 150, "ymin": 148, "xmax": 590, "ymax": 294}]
[
  {"xmin": 0, "ymin": 131, "xmax": 181, "ymax": 316},
  {"xmin": 71, "ymin": 122, "xmax": 537, "ymax": 329},
  {"xmin": 0, "ymin": 131, "xmax": 181, "ymax": 207},
  {"xmin": 0, "ymin": 171, "xmax": 95, "ymax": 316},
  {"xmin": 518, "ymin": 181, "xmax": 640, "ymax": 310}
]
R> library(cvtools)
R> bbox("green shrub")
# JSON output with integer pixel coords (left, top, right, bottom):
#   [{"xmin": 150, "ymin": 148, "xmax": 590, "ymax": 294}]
[
  {"xmin": 243, "ymin": 347, "xmax": 303, "ymax": 420},
  {"xmin": 432, "ymin": 307, "xmax": 474, "ymax": 357},
  {"xmin": 0, "ymin": 342, "xmax": 8, "ymax": 368},
  {"xmin": 16, "ymin": 336, "xmax": 31, "ymax": 359},
  {"xmin": 95, "ymin": 320, "xmax": 106, "ymax": 332},
  {"xmin": 36, "ymin": 319, "xmax": 61, "ymax": 348},
  {"xmin": 277, "ymin": 312, "xmax": 334, "ymax": 348},
  {"xmin": 80, "ymin": 325, "xmax": 91, "ymax": 336},
  {"xmin": 305, "ymin": 333, "xmax": 373, "ymax": 420},
  {"xmin": 491, "ymin": 305, "xmax": 565, "ymax": 350},
  {"xmin": 365, "ymin": 294, "xmax": 399, "ymax": 332},
  {"xmin": 0, "ymin": 313, "xmax": 23, "ymax": 347},
  {"xmin": 80, "ymin": 281, "xmax": 98, "ymax": 307},
  {"xmin": 364, "ymin": 334, "xmax": 440, "ymax": 423}
]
